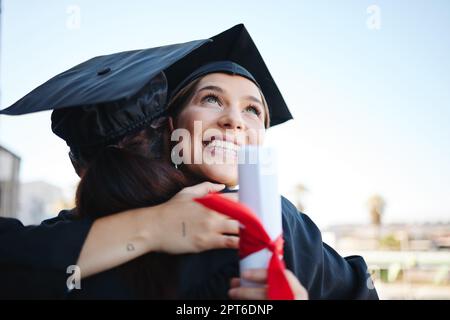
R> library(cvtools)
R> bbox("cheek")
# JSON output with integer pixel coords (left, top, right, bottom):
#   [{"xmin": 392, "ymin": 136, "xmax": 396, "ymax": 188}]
[
  {"xmin": 175, "ymin": 108, "xmax": 214, "ymax": 162},
  {"xmin": 174, "ymin": 110, "xmax": 195, "ymax": 131},
  {"xmin": 175, "ymin": 110, "xmax": 199, "ymax": 145},
  {"xmin": 176, "ymin": 107, "xmax": 217, "ymax": 133},
  {"xmin": 245, "ymin": 120, "xmax": 266, "ymax": 145}
]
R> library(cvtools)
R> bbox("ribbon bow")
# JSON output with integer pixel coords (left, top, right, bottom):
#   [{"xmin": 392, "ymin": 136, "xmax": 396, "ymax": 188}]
[{"xmin": 194, "ymin": 193, "xmax": 295, "ymax": 300}]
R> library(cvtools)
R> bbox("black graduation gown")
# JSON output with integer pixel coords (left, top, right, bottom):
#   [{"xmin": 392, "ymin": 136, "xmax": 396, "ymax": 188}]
[
  {"xmin": 0, "ymin": 212, "xmax": 92, "ymax": 299},
  {"xmin": 174, "ymin": 196, "xmax": 379, "ymax": 300},
  {"xmin": 69, "ymin": 196, "xmax": 378, "ymax": 300},
  {"xmin": 0, "ymin": 197, "xmax": 378, "ymax": 299}
]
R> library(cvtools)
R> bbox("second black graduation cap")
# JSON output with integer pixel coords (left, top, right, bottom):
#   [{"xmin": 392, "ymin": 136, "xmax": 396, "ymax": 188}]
[{"xmin": 0, "ymin": 24, "xmax": 293, "ymax": 150}]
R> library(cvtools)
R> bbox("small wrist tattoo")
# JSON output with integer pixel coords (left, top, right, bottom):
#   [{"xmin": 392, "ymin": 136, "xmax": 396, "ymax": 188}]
[{"xmin": 126, "ymin": 243, "xmax": 135, "ymax": 252}]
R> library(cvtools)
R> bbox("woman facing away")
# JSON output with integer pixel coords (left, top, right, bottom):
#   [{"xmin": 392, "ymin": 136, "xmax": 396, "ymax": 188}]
[{"xmin": 70, "ymin": 61, "xmax": 378, "ymax": 299}]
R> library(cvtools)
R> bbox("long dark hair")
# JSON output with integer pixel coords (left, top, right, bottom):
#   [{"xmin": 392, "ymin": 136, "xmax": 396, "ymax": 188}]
[{"xmin": 75, "ymin": 127, "xmax": 189, "ymax": 299}]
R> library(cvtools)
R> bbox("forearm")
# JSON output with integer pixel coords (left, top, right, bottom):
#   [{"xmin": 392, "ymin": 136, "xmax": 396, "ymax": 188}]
[
  {"xmin": 76, "ymin": 182, "xmax": 238, "ymax": 279},
  {"xmin": 76, "ymin": 206, "xmax": 159, "ymax": 279}
]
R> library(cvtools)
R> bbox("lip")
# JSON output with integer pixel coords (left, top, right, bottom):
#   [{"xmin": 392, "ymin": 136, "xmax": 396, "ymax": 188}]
[
  {"xmin": 204, "ymin": 141, "xmax": 239, "ymax": 161},
  {"xmin": 202, "ymin": 134, "xmax": 242, "ymax": 147}
]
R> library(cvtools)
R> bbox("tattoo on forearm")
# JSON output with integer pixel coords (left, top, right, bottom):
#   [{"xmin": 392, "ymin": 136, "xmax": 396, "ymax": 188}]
[
  {"xmin": 126, "ymin": 243, "xmax": 135, "ymax": 252},
  {"xmin": 182, "ymin": 221, "xmax": 186, "ymax": 237}
]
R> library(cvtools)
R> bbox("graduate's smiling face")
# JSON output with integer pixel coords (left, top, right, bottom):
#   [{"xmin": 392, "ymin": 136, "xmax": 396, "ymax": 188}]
[{"xmin": 170, "ymin": 73, "xmax": 268, "ymax": 186}]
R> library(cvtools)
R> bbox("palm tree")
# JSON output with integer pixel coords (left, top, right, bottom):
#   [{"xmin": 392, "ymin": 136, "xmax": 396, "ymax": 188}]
[
  {"xmin": 292, "ymin": 183, "xmax": 308, "ymax": 212},
  {"xmin": 367, "ymin": 194, "xmax": 386, "ymax": 226}
]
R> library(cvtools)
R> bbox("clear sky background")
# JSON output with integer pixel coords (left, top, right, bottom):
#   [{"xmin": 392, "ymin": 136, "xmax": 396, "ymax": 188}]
[{"xmin": 0, "ymin": 0, "xmax": 449, "ymax": 228}]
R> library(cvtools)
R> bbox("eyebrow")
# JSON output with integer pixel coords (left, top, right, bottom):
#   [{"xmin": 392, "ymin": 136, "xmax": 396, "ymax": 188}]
[
  {"xmin": 196, "ymin": 85, "xmax": 263, "ymax": 105},
  {"xmin": 197, "ymin": 85, "xmax": 225, "ymax": 95}
]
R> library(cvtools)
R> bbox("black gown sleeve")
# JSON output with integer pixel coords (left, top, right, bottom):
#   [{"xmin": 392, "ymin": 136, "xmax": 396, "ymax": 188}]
[
  {"xmin": 0, "ymin": 211, "xmax": 92, "ymax": 298},
  {"xmin": 280, "ymin": 197, "xmax": 379, "ymax": 300}
]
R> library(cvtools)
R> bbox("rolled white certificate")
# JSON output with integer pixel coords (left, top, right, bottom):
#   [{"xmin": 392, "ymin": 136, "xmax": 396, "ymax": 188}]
[{"xmin": 238, "ymin": 145, "xmax": 282, "ymax": 287}]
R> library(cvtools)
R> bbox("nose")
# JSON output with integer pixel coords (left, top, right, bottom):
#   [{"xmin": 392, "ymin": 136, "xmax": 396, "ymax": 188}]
[{"xmin": 218, "ymin": 107, "xmax": 245, "ymax": 131}]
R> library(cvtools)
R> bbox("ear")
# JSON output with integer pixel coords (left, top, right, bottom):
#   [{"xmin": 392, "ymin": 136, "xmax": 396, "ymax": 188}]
[
  {"xmin": 161, "ymin": 117, "xmax": 176, "ymax": 160},
  {"xmin": 168, "ymin": 116, "xmax": 175, "ymax": 132},
  {"xmin": 161, "ymin": 117, "xmax": 175, "ymax": 142},
  {"xmin": 69, "ymin": 152, "xmax": 85, "ymax": 178}
]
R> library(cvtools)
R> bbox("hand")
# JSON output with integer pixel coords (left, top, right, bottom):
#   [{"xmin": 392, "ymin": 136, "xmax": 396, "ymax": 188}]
[
  {"xmin": 148, "ymin": 182, "xmax": 240, "ymax": 254},
  {"xmin": 228, "ymin": 268, "xmax": 308, "ymax": 300}
]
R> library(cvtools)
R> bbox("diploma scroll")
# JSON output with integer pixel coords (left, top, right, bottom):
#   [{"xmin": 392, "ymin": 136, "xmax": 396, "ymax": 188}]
[{"xmin": 238, "ymin": 146, "xmax": 282, "ymax": 287}]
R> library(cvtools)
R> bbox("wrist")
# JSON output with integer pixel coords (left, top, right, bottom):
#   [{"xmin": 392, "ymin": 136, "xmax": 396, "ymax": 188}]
[{"xmin": 134, "ymin": 204, "xmax": 163, "ymax": 253}]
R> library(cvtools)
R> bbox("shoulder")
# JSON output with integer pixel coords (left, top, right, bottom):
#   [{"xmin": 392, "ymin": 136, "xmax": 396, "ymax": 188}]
[
  {"xmin": 280, "ymin": 196, "xmax": 322, "ymax": 240},
  {"xmin": 40, "ymin": 208, "xmax": 80, "ymax": 225},
  {"xmin": 280, "ymin": 195, "xmax": 324, "ymax": 266},
  {"xmin": 0, "ymin": 209, "xmax": 78, "ymax": 231},
  {"xmin": 0, "ymin": 208, "xmax": 78, "ymax": 232},
  {"xmin": 0, "ymin": 217, "xmax": 25, "ymax": 233}
]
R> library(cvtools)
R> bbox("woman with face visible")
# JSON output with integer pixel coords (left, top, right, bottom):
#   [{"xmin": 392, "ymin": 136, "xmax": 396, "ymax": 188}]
[
  {"xmin": 168, "ymin": 72, "xmax": 267, "ymax": 187},
  {"xmin": 165, "ymin": 71, "xmax": 307, "ymax": 299}
]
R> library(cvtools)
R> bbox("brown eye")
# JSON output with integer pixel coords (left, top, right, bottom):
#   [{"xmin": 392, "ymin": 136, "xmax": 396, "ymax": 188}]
[{"xmin": 244, "ymin": 105, "xmax": 261, "ymax": 116}]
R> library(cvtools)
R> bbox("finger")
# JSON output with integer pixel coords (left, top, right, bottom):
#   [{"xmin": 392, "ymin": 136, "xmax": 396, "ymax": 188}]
[
  {"xmin": 230, "ymin": 278, "xmax": 240, "ymax": 288},
  {"xmin": 284, "ymin": 270, "xmax": 309, "ymax": 300},
  {"xmin": 241, "ymin": 269, "xmax": 268, "ymax": 283},
  {"xmin": 209, "ymin": 234, "xmax": 239, "ymax": 249},
  {"xmin": 183, "ymin": 182, "xmax": 225, "ymax": 196},
  {"xmin": 229, "ymin": 287, "xmax": 267, "ymax": 300},
  {"xmin": 216, "ymin": 218, "xmax": 240, "ymax": 235}
]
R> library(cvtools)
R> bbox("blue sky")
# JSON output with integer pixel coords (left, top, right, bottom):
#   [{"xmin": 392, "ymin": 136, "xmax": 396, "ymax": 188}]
[{"xmin": 1, "ymin": 0, "xmax": 449, "ymax": 227}]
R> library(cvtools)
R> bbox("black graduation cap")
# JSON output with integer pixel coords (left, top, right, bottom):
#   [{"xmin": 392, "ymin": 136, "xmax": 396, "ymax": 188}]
[{"xmin": 0, "ymin": 24, "xmax": 292, "ymax": 151}]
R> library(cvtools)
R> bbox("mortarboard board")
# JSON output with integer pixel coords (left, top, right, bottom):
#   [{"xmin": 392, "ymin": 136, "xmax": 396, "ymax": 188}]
[{"xmin": 0, "ymin": 24, "xmax": 293, "ymax": 151}]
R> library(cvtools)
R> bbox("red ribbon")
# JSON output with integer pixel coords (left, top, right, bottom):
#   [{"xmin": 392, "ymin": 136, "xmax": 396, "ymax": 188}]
[{"xmin": 194, "ymin": 193, "xmax": 295, "ymax": 300}]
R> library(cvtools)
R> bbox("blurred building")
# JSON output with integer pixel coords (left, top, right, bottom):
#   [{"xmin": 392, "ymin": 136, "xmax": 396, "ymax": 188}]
[
  {"xmin": 323, "ymin": 223, "xmax": 450, "ymax": 299},
  {"xmin": 0, "ymin": 144, "xmax": 21, "ymax": 218},
  {"xmin": 0, "ymin": 2, "xmax": 26, "ymax": 221},
  {"xmin": 18, "ymin": 180, "xmax": 74, "ymax": 225},
  {"xmin": 0, "ymin": 0, "xmax": 2, "ymax": 99},
  {"xmin": 324, "ymin": 223, "xmax": 450, "ymax": 252},
  {"xmin": 0, "ymin": 148, "xmax": 74, "ymax": 224}
]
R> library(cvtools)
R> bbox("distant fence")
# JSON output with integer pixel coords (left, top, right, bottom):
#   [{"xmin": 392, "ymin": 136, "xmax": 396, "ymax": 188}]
[
  {"xmin": 344, "ymin": 250, "xmax": 450, "ymax": 269},
  {"xmin": 343, "ymin": 250, "xmax": 450, "ymax": 285}
]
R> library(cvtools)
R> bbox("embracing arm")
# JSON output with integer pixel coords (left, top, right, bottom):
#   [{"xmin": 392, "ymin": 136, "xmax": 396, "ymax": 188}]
[
  {"xmin": 78, "ymin": 182, "xmax": 239, "ymax": 278},
  {"xmin": 0, "ymin": 216, "xmax": 92, "ymax": 298},
  {"xmin": 76, "ymin": 207, "xmax": 156, "ymax": 278},
  {"xmin": 0, "ymin": 210, "xmax": 157, "ymax": 297},
  {"xmin": 0, "ymin": 182, "xmax": 239, "ymax": 298}
]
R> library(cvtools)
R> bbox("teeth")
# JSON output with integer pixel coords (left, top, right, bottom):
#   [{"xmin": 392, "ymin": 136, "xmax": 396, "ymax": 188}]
[{"xmin": 206, "ymin": 140, "xmax": 239, "ymax": 152}]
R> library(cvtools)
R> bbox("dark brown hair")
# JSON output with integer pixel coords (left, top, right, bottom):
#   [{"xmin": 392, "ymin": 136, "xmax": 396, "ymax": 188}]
[{"xmin": 75, "ymin": 127, "xmax": 189, "ymax": 299}]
